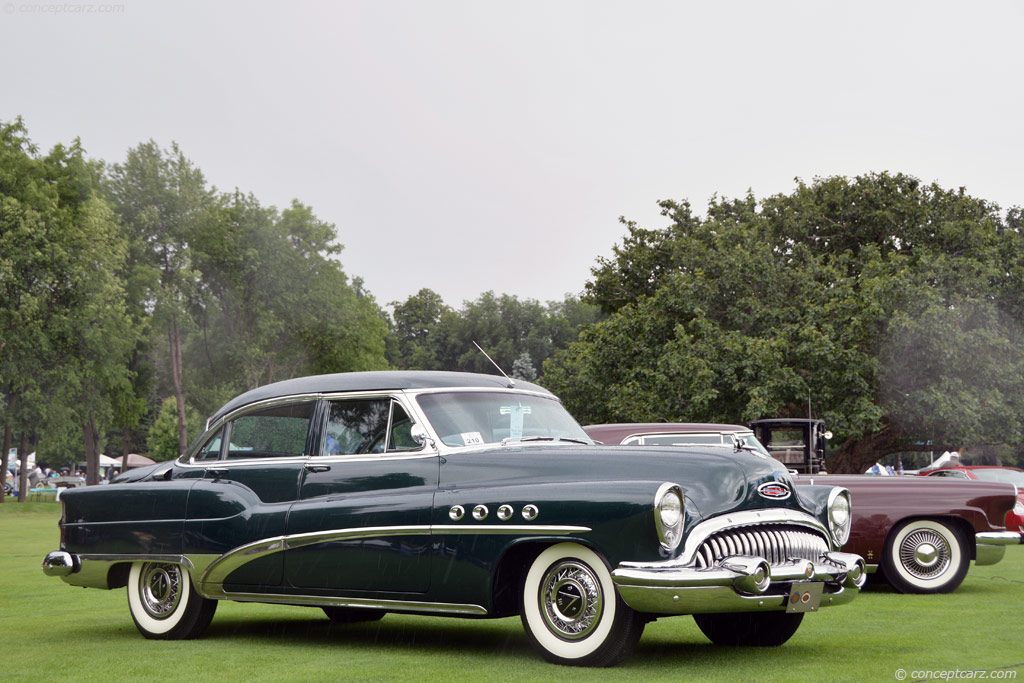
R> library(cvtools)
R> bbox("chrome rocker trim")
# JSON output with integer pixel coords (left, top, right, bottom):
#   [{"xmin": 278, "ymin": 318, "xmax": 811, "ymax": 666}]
[
  {"xmin": 612, "ymin": 550, "xmax": 865, "ymax": 616},
  {"xmin": 214, "ymin": 592, "xmax": 488, "ymax": 616}
]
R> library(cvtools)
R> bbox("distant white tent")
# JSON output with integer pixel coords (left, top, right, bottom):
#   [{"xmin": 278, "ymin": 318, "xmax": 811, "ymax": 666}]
[{"xmin": 115, "ymin": 454, "xmax": 156, "ymax": 469}]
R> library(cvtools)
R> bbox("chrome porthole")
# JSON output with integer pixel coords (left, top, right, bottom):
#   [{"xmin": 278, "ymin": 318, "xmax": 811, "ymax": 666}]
[
  {"xmin": 497, "ymin": 504, "xmax": 513, "ymax": 520},
  {"xmin": 449, "ymin": 505, "xmax": 465, "ymax": 521},
  {"xmin": 473, "ymin": 505, "xmax": 489, "ymax": 521},
  {"xmin": 522, "ymin": 504, "xmax": 539, "ymax": 521}
]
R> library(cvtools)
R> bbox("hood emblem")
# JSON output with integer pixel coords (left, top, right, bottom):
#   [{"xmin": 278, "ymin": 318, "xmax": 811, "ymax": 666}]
[{"xmin": 757, "ymin": 482, "xmax": 791, "ymax": 500}]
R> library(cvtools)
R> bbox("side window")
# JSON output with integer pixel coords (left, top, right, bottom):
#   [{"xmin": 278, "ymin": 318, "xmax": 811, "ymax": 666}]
[
  {"xmin": 928, "ymin": 470, "xmax": 968, "ymax": 479},
  {"xmin": 323, "ymin": 399, "xmax": 421, "ymax": 455},
  {"xmin": 387, "ymin": 402, "xmax": 420, "ymax": 453},
  {"xmin": 195, "ymin": 427, "xmax": 224, "ymax": 461},
  {"xmin": 226, "ymin": 402, "xmax": 313, "ymax": 460}
]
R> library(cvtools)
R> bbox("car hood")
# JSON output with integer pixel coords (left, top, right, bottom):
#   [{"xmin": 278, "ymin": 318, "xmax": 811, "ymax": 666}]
[{"xmin": 440, "ymin": 443, "xmax": 799, "ymax": 522}]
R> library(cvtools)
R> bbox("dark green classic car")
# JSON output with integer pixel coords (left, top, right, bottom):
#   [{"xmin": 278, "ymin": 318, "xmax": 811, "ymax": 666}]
[{"xmin": 43, "ymin": 371, "xmax": 864, "ymax": 666}]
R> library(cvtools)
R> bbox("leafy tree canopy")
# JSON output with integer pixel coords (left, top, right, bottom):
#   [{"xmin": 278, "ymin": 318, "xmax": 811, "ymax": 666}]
[{"xmin": 545, "ymin": 173, "xmax": 1024, "ymax": 472}]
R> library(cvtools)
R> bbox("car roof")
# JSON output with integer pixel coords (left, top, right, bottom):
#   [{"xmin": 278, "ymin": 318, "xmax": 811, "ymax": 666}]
[
  {"xmin": 583, "ymin": 422, "xmax": 750, "ymax": 445},
  {"xmin": 210, "ymin": 371, "xmax": 551, "ymax": 424}
]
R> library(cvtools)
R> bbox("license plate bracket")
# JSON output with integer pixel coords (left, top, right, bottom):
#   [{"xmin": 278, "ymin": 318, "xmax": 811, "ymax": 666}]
[{"xmin": 785, "ymin": 581, "xmax": 824, "ymax": 613}]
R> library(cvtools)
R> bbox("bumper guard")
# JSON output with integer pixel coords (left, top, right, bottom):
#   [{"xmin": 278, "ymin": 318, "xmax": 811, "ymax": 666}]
[{"xmin": 612, "ymin": 551, "xmax": 865, "ymax": 615}]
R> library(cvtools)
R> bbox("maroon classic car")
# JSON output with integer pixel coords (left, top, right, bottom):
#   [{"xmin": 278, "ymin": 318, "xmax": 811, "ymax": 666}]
[
  {"xmin": 585, "ymin": 423, "xmax": 1023, "ymax": 594},
  {"xmin": 919, "ymin": 465, "xmax": 1024, "ymax": 533}
]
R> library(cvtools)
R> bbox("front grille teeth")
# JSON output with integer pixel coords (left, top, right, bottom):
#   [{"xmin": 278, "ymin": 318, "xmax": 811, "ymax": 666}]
[{"xmin": 695, "ymin": 525, "xmax": 829, "ymax": 569}]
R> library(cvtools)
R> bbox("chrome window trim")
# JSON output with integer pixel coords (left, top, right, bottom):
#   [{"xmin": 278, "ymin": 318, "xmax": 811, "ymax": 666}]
[
  {"xmin": 317, "ymin": 393, "xmax": 426, "ymax": 457},
  {"xmin": 183, "ymin": 394, "xmax": 320, "ymax": 465},
  {"xmin": 189, "ymin": 385, "xmax": 571, "ymax": 464}
]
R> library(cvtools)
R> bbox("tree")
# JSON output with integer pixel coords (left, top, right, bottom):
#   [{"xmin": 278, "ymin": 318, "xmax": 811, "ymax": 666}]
[
  {"xmin": 186, "ymin": 192, "xmax": 388, "ymax": 413},
  {"xmin": 1, "ymin": 119, "xmax": 136, "ymax": 491},
  {"xmin": 147, "ymin": 396, "xmax": 203, "ymax": 461},
  {"xmin": 107, "ymin": 142, "xmax": 211, "ymax": 454},
  {"xmin": 546, "ymin": 173, "xmax": 1024, "ymax": 473},
  {"xmin": 388, "ymin": 288, "xmax": 450, "ymax": 369}
]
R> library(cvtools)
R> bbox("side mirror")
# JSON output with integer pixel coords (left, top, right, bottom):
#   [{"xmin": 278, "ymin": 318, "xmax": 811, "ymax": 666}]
[
  {"xmin": 823, "ymin": 431, "xmax": 833, "ymax": 440},
  {"xmin": 410, "ymin": 423, "xmax": 434, "ymax": 449}
]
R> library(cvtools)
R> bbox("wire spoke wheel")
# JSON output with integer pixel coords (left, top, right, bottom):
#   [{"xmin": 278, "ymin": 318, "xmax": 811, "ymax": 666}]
[{"xmin": 127, "ymin": 561, "xmax": 217, "ymax": 639}]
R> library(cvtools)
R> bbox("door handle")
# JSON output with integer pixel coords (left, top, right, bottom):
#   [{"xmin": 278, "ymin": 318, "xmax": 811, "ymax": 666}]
[
  {"xmin": 304, "ymin": 464, "xmax": 331, "ymax": 473},
  {"xmin": 206, "ymin": 468, "xmax": 228, "ymax": 479}
]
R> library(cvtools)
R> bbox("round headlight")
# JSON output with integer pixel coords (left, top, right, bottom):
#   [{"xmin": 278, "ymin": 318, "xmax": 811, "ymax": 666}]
[
  {"xmin": 655, "ymin": 483, "xmax": 685, "ymax": 551},
  {"xmin": 827, "ymin": 489, "xmax": 852, "ymax": 546},
  {"xmin": 1013, "ymin": 500, "xmax": 1024, "ymax": 516}
]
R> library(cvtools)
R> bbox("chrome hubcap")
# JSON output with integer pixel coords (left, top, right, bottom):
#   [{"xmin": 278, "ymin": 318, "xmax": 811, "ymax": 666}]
[
  {"xmin": 139, "ymin": 563, "xmax": 183, "ymax": 619},
  {"xmin": 899, "ymin": 530, "xmax": 950, "ymax": 579},
  {"xmin": 540, "ymin": 560, "xmax": 603, "ymax": 640}
]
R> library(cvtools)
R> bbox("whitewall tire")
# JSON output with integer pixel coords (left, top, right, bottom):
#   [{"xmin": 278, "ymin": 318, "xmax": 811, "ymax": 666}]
[
  {"xmin": 520, "ymin": 543, "xmax": 644, "ymax": 667},
  {"xmin": 881, "ymin": 519, "xmax": 970, "ymax": 594},
  {"xmin": 127, "ymin": 562, "xmax": 217, "ymax": 639}
]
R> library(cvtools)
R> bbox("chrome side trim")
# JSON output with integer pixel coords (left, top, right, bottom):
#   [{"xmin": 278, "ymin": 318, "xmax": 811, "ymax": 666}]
[
  {"xmin": 197, "ymin": 524, "xmax": 591, "ymax": 590},
  {"xmin": 431, "ymin": 525, "xmax": 590, "ymax": 535},
  {"xmin": 209, "ymin": 591, "xmax": 487, "ymax": 615},
  {"xmin": 198, "ymin": 526, "xmax": 433, "ymax": 587}
]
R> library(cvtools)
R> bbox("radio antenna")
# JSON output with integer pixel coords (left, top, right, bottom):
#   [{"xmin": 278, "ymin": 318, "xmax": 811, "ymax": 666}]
[{"xmin": 472, "ymin": 341, "xmax": 515, "ymax": 388}]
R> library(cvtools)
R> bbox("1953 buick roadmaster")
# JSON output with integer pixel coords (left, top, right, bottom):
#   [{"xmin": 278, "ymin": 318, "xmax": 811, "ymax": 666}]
[{"xmin": 44, "ymin": 372, "xmax": 865, "ymax": 666}]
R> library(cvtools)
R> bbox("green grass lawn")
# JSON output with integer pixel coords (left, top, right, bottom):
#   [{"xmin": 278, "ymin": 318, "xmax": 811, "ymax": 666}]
[{"xmin": 2, "ymin": 502, "xmax": 1021, "ymax": 681}]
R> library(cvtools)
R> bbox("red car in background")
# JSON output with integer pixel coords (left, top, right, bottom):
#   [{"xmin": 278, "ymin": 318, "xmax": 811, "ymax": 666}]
[{"xmin": 920, "ymin": 466, "xmax": 1024, "ymax": 532}]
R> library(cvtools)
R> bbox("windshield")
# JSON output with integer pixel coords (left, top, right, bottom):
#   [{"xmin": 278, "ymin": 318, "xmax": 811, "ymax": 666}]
[
  {"xmin": 970, "ymin": 468, "xmax": 1024, "ymax": 486},
  {"xmin": 416, "ymin": 391, "xmax": 592, "ymax": 447}
]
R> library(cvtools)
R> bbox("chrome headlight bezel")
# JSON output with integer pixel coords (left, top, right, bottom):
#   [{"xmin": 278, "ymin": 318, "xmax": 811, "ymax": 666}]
[
  {"xmin": 655, "ymin": 482, "xmax": 685, "ymax": 552},
  {"xmin": 827, "ymin": 487, "xmax": 852, "ymax": 547}
]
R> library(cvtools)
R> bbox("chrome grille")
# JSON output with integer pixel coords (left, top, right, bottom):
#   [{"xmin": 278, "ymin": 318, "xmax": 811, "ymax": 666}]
[{"xmin": 694, "ymin": 524, "xmax": 829, "ymax": 568}]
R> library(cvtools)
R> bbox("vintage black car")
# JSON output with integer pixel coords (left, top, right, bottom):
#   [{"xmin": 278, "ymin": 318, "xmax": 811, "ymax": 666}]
[{"xmin": 44, "ymin": 372, "xmax": 865, "ymax": 666}]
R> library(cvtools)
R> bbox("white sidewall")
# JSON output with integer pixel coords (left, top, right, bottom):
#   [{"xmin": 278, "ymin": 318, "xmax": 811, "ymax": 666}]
[
  {"xmin": 522, "ymin": 543, "xmax": 617, "ymax": 661},
  {"xmin": 127, "ymin": 562, "xmax": 192, "ymax": 635},
  {"xmin": 890, "ymin": 520, "xmax": 962, "ymax": 590}
]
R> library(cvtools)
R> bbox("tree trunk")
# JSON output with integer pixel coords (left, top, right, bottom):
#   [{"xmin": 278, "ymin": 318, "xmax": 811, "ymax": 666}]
[
  {"xmin": 0, "ymin": 413, "xmax": 11, "ymax": 504},
  {"xmin": 83, "ymin": 413, "xmax": 101, "ymax": 486},
  {"xmin": 826, "ymin": 425, "xmax": 904, "ymax": 474},
  {"xmin": 168, "ymin": 313, "xmax": 189, "ymax": 454},
  {"xmin": 17, "ymin": 431, "xmax": 29, "ymax": 503}
]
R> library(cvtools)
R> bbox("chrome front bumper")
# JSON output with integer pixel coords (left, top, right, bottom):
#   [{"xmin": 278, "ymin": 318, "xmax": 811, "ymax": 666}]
[
  {"xmin": 612, "ymin": 551, "xmax": 865, "ymax": 615},
  {"xmin": 975, "ymin": 531, "xmax": 1024, "ymax": 566}
]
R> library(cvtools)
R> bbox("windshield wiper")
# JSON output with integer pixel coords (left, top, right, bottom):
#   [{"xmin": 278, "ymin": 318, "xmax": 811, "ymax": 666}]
[{"xmin": 519, "ymin": 436, "xmax": 590, "ymax": 445}]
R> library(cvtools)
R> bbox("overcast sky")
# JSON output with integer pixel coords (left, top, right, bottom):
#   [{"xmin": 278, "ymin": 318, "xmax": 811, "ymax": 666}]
[{"xmin": 3, "ymin": 0, "xmax": 1022, "ymax": 309}]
